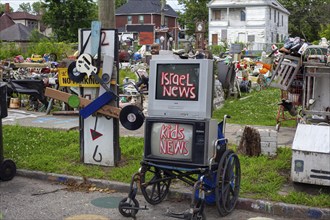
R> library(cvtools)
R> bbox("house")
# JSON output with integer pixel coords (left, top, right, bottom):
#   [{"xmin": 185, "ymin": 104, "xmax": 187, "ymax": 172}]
[
  {"xmin": 0, "ymin": 3, "xmax": 48, "ymax": 42},
  {"xmin": 207, "ymin": 0, "xmax": 290, "ymax": 52},
  {"xmin": 115, "ymin": 0, "xmax": 179, "ymax": 49}
]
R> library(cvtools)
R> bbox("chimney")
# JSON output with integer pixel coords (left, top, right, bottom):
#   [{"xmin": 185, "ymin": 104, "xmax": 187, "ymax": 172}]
[{"xmin": 5, "ymin": 3, "xmax": 10, "ymax": 13}]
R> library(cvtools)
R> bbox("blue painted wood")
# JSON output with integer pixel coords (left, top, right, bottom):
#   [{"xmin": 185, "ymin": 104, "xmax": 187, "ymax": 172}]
[
  {"xmin": 91, "ymin": 21, "xmax": 101, "ymax": 57},
  {"xmin": 80, "ymin": 92, "xmax": 115, "ymax": 119}
]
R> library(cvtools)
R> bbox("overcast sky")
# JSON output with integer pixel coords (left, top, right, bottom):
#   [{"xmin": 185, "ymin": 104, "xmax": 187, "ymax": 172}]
[{"xmin": 6, "ymin": 0, "xmax": 183, "ymax": 12}]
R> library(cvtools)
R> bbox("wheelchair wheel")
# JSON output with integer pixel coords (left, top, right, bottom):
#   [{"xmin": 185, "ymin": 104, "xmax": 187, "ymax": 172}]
[
  {"xmin": 140, "ymin": 165, "xmax": 171, "ymax": 205},
  {"xmin": 215, "ymin": 149, "xmax": 233, "ymax": 216},
  {"xmin": 221, "ymin": 153, "xmax": 241, "ymax": 213},
  {"xmin": 0, "ymin": 159, "xmax": 16, "ymax": 181},
  {"xmin": 118, "ymin": 197, "xmax": 139, "ymax": 218}
]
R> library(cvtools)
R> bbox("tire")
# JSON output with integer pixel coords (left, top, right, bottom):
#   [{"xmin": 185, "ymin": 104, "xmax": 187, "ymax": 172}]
[
  {"xmin": 221, "ymin": 153, "xmax": 241, "ymax": 213},
  {"xmin": 0, "ymin": 159, "xmax": 16, "ymax": 181},
  {"xmin": 215, "ymin": 149, "xmax": 234, "ymax": 216},
  {"xmin": 140, "ymin": 165, "xmax": 171, "ymax": 205},
  {"xmin": 118, "ymin": 197, "xmax": 139, "ymax": 218}
]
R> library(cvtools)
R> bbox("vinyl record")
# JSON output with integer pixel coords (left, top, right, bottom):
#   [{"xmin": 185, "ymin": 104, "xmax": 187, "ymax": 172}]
[
  {"xmin": 119, "ymin": 105, "xmax": 145, "ymax": 130},
  {"xmin": 68, "ymin": 61, "xmax": 86, "ymax": 83}
]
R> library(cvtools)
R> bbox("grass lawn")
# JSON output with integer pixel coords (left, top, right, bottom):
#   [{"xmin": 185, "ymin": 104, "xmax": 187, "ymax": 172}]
[{"xmin": 2, "ymin": 88, "xmax": 329, "ymax": 208}]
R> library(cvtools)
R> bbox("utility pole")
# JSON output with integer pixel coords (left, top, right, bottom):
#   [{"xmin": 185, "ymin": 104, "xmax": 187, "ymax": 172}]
[
  {"xmin": 97, "ymin": 0, "xmax": 120, "ymax": 163},
  {"xmin": 98, "ymin": 0, "xmax": 115, "ymax": 28},
  {"xmin": 161, "ymin": 0, "xmax": 165, "ymax": 27}
]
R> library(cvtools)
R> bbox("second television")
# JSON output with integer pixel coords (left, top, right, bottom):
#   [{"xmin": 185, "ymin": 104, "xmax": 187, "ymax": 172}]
[{"xmin": 148, "ymin": 59, "xmax": 214, "ymax": 119}]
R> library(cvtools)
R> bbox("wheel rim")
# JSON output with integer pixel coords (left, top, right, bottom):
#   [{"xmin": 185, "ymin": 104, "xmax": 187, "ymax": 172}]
[
  {"xmin": 118, "ymin": 197, "xmax": 139, "ymax": 218},
  {"xmin": 140, "ymin": 166, "xmax": 171, "ymax": 205},
  {"xmin": 215, "ymin": 149, "xmax": 234, "ymax": 216},
  {"xmin": 0, "ymin": 159, "xmax": 16, "ymax": 181},
  {"xmin": 221, "ymin": 153, "xmax": 241, "ymax": 213}
]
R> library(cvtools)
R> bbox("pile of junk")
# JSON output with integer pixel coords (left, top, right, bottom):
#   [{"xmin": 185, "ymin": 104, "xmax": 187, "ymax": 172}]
[
  {"xmin": 217, "ymin": 36, "xmax": 330, "ymax": 186},
  {"xmin": 270, "ymin": 37, "xmax": 330, "ymax": 187}
]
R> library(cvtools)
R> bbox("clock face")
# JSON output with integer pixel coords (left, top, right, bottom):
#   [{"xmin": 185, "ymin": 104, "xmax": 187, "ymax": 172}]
[
  {"xmin": 196, "ymin": 22, "xmax": 204, "ymax": 32},
  {"xmin": 197, "ymin": 24, "xmax": 203, "ymax": 31}
]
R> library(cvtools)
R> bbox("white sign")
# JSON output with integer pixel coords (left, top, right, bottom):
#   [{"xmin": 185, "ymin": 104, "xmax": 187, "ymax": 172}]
[
  {"xmin": 83, "ymin": 116, "xmax": 114, "ymax": 166},
  {"xmin": 78, "ymin": 28, "xmax": 117, "ymax": 166},
  {"xmin": 78, "ymin": 29, "xmax": 116, "ymax": 57}
]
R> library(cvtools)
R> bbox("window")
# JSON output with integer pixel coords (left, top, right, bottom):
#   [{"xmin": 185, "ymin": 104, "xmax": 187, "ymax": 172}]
[
  {"xmin": 221, "ymin": 29, "xmax": 227, "ymax": 41},
  {"xmin": 212, "ymin": 10, "xmax": 221, "ymax": 20},
  {"xmin": 248, "ymin": 35, "xmax": 255, "ymax": 42},
  {"xmin": 127, "ymin": 16, "xmax": 132, "ymax": 25},
  {"xmin": 27, "ymin": 20, "xmax": 37, "ymax": 29},
  {"xmin": 240, "ymin": 10, "xmax": 246, "ymax": 21},
  {"xmin": 269, "ymin": 8, "xmax": 271, "ymax": 20},
  {"xmin": 274, "ymin": 10, "xmax": 276, "ymax": 23},
  {"xmin": 138, "ymin": 15, "xmax": 144, "ymax": 24},
  {"xmin": 282, "ymin": 15, "xmax": 283, "ymax": 26},
  {"xmin": 165, "ymin": 17, "xmax": 168, "ymax": 27},
  {"xmin": 277, "ymin": 11, "xmax": 279, "ymax": 26},
  {"xmin": 271, "ymin": 32, "xmax": 274, "ymax": 43}
]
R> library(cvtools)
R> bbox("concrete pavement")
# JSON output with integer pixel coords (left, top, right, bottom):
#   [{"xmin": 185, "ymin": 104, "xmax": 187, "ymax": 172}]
[
  {"xmin": 2, "ymin": 109, "xmax": 329, "ymax": 219},
  {"xmin": 3, "ymin": 109, "xmax": 296, "ymax": 146}
]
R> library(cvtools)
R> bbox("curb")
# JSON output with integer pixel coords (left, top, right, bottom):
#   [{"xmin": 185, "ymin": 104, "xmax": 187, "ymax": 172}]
[{"xmin": 17, "ymin": 169, "xmax": 330, "ymax": 219}]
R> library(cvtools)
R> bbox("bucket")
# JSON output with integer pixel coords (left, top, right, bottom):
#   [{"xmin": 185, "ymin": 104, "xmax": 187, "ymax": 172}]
[{"xmin": 9, "ymin": 98, "xmax": 20, "ymax": 109}]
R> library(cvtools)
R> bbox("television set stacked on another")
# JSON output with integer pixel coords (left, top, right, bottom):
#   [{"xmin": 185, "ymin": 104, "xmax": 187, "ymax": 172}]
[{"xmin": 144, "ymin": 59, "xmax": 218, "ymax": 167}]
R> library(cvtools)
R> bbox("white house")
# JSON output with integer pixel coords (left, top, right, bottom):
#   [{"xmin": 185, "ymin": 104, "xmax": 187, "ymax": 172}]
[{"xmin": 207, "ymin": 0, "xmax": 290, "ymax": 51}]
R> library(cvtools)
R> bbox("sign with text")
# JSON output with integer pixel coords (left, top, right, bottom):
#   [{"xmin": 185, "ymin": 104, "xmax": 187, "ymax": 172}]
[
  {"xmin": 151, "ymin": 122, "xmax": 193, "ymax": 160},
  {"xmin": 156, "ymin": 64, "xmax": 199, "ymax": 101},
  {"xmin": 58, "ymin": 68, "xmax": 103, "ymax": 87}
]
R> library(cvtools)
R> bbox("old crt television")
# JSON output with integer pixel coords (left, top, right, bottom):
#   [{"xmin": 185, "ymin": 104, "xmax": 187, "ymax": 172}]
[
  {"xmin": 144, "ymin": 117, "xmax": 218, "ymax": 167},
  {"xmin": 148, "ymin": 59, "xmax": 214, "ymax": 119}
]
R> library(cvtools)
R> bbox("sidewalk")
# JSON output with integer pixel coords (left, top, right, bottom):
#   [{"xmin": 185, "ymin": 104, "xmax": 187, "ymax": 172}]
[
  {"xmin": 4, "ymin": 110, "xmax": 329, "ymax": 219},
  {"xmin": 3, "ymin": 109, "xmax": 296, "ymax": 146}
]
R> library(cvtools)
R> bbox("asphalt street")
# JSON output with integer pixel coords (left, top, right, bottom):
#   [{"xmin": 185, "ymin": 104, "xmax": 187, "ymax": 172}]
[{"xmin": 0, "ymin": 176, "xmax": 292, "ymax": 220}]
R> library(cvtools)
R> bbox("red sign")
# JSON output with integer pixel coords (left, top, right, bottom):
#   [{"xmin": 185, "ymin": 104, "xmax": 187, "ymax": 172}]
[
  {"xmin": 160, "ymin": 72, "xmax": 196, "ymax": 99},
  {"xmin": 159, "ymin": 124, "xmax": 189, "ymax": 156}
]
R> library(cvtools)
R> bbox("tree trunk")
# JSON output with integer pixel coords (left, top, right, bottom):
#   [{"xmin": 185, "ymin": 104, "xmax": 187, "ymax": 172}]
[{"xmin": 238, "ymin": 126, "xmax": 261, "ymax": 156}]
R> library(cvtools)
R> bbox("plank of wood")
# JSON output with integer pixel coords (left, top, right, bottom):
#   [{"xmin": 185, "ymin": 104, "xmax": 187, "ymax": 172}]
[{"xmin": 45, "ymin": 87, "xmax": 120, "ymax": 118}]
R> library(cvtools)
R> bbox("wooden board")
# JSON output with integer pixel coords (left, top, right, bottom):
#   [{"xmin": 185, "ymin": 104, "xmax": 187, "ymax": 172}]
[
  {"xmin": 268, "ymin": 55, "xmax": 302, "ymax": 90},
  {"xmin": 45, "ymin": 87, "xmax": 120, "ymax": 118}
]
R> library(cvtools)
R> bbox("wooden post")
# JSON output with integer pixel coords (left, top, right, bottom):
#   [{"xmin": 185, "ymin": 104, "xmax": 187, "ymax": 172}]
[
  {"xmin": 97, "ymin": 0, "xmax": 121, "ymax": 163},
  {"xmin": 98, "ymin": 0, "xmax": 115, "ymax": 28}
]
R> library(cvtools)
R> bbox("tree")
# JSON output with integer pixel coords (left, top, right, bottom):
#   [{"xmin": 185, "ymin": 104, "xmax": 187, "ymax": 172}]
[
  {"xmin": 17, "ymin": 3, "xmax": 32, "ymax": 13},
  {"xmin": 278, "ymin": 0, "xmax": 330, "ymax": 42},
  {"xmin": 177, "ymin": 0, "xmax": 209, "ymax": 37},
  {"xmin": 319, "ymin": 24, "xmax": 330, "ymax": 41},
  {"xmin": 32, "ymin": 1, "xmax": 43, "ymax": 15},
  {"xmin": 41, "ymin": 0, "xmax": 98, "ymax": 42},
  {"xmin": 115, "ymin": 0, "xmax": 127, "ymax": 8}
]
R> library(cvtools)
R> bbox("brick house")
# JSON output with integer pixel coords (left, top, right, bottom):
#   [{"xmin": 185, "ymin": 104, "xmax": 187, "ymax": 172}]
[{"xmin": 116, "ymin": 0, "xmax": 179, "ymax": 48}]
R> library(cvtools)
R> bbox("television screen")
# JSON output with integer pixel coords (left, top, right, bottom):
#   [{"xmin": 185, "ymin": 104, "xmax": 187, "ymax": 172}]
[
  {"xmin": 148, "ymin": 59, "xmax": 214, "ymax": 119},
  {"xmin": 144, "ymin": 117, "xmax": 218, "ymax": 167},
  {"xmin": 150, "ymin": 122, "xmax": 193, "ymax": 161},
  {"xmin": 156, "ymin": 64, "xmax": 199, "ymax": 101}
]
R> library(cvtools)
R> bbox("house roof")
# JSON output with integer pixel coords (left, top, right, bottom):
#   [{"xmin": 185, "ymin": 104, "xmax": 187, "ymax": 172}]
[
  {"xmin": 7, "ymin": 11, "xmax": 41, "ymax": 21},
  {"xmin": 207, "ymin": 0, "xmax": 290, "ymax": 15},
  {"xmin": 0, "ymin": 23, "xmax": 43, "ymax": 42},
  {"xmin": 116, "ymin": 0, "xmax": 178, "ymax": 17},
  {"xmin": 0, "ymin": 13, "xmax": 15, "ymax": 31}
]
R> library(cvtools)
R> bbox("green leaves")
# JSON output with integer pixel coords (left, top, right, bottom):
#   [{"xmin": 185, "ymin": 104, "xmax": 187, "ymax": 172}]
[{"xmin": 41, "ymin": 0, "xmax": 98, "ymax": 42}]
